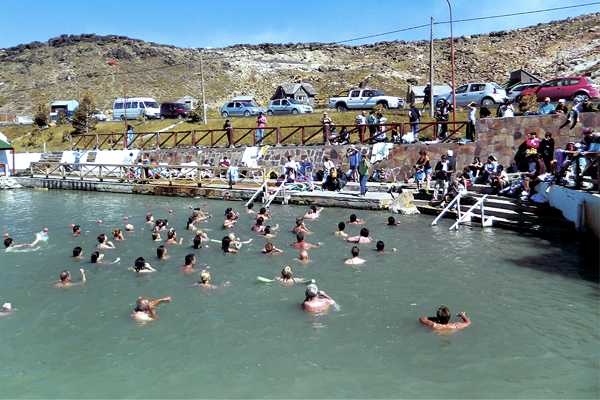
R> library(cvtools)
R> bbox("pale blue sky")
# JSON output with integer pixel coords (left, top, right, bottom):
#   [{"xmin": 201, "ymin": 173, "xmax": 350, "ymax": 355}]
[{"xmin": 1, "ymin": 1, "xmax": 598, "ymax": 49}]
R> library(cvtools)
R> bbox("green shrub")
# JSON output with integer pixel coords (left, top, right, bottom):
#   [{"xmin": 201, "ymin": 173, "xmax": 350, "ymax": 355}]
[{"xmin": 518, "ymin": 94, "xmax": 537, "ymax": 114}]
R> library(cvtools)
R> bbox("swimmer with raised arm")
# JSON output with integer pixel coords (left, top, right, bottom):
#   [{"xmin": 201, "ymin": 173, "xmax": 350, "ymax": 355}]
[
  {"xmin": 165, "ymin": 229, "xmax": 183, "ymax": 244},
  {"xmin": 302, "ymin": 284, "xmax": 335, "ymax": 312},
  {"xmin": 220, "ymin": 236, "xmax": 238, "ymax": 253},
  {"xmin": 291, "ymin": 232, "xmax": 321, "ymax": 249},
  {"xmin": 419, "ymin": 305, "xmax": 470, "ymax": 331},
  {"xmin": 96, "ymin": 234, "xmax": 115, "ymax": 249},
  {"xmin": 257, "ymin": 207, "xmax": 271, "ymax": 220},
  {"xmin": 55, "ymin": 269, "xmax": 86, "ymax": 287},
  {"xmin": 132, "ymin": 296, "xmax": 172, "ymax": 322},
  {"xmin": 262, "ymin": 242, "xmax": 283, "ymax": 255},
  {"xmin": 383, "ymin": 216, "xmax": 403, "ymax": 226},
  {"xmin": 131, "ymin": 257, "xmax": 157, "ymax": 274},
  {"xmin": 4, "ymin": 233, "xmax": 41, "ymax": 249},
  {"xmin": 346, "ymin": 227, "xmax": 372, "ymax": 243},
  {"xmin": 228, "ymin": 232, "xmax": 252, "ymax": 247},
  {"xmin": 303, "ymin": 205, "xmax": 323, "ymax": 219},
  {"xmin": 333, "ymin": 221, "xmax": 348, "ymax": 237},
  {"xmin": 223, "ymin": 212, "xmax": 238, "ymax": 228},
  {"xmin": 293, "ymin": 218, "xmax": 310, "ymax": 234},
  {"xmin": 91, "ymin": 251, "xmax": 120, "ymax": 264}
]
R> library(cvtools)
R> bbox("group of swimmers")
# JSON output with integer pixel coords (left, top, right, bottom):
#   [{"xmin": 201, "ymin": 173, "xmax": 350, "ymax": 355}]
[{"xmin": 3, "ymin": 201, "xmax": 470, "ymax": 330}]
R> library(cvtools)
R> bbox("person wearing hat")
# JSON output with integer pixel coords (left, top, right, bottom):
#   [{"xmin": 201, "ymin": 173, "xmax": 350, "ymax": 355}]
[
  {"xmin": 538, "ymin": 97, "xmax": 555, "ymax": 115},
  {"xmin": 555, "ymin": 99, "xmax": 569, "ymax": 114},
  {"xmin": 581, "ymin": 128, "xmax": 600, "ymax": 152},
  {"xmin": 132, "ymin": 296, "xmax": 171, "ymax": 322},
  {"xmin": 302, "ymin": 284, "xmax": 335, "ymax": 312}
]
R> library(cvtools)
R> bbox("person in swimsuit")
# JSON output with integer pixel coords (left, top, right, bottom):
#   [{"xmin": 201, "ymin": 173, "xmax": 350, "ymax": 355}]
[
  {"xmin": 296, "ymin": 250, "xmax": 310, "ymax": 263},
  {"xmin": 262, "ymin": 242, "xmax": 283, "ymax": 255},
  {"xmin": 383, "ymin": 216, "xmax": 402, "ymax": 226},
  {"xmin": 131, "ymin": 257, "xmax": 157, "ymax": 274},
  {"xmin": 72, "ymin": 247, "xmax": 83, "ymax": 258},
  {"xmin": 91, "ymin": 251, "xmax": 120, "ymax": 264},
  {"xmin": 302, "ymin": 284, "xmax": 335, "ymax": 312},
  {"xmin": 347, "ymin": 214, "xmax": 365, "ymax": 225},
  {"xmin": 373, "ymin": 241, "xmax": 396, "ymax": 253},
  {"xmin": 261, "ymin": 226, "xmax": 276, "ymax": 239},
  {"xmin": 220, "ymin": 236, "xmax": 238, "ymax": 253},
  {"xmin": 157, "ymin": 245, "xmax": 168, "ymax": 259},
  {"xmin": 333, "ymin": 221, "xmax": 348, "ymax": 237},
  {"xmin": 96, "ymin": 234, "xmax": 115, "ymax": 249},
  {"xmin": 165, "ymin": 229, "xmax": 183, "ymax": 244},
  {"xmin": 194, "ymin": 270, "xmax": 216, "ymax": 288},
  {"xmin": 293, "ymin": 218, "xmax": 310, "ymax": 234},
  {"xmin": 132, "ymin": 296, "xmax": 171, "ymax": 322},
  {"xmin": 275, "ymin": 266, "xmax": 305, "ymax": 283},
  {"xmin": 246, "ymin": 203, "xmax": 255, "ymax": 214},
  {"xmin": 419, "ymin": 305, "xmax": 470, "ymax": 331},
  {"xmin": 4, "ymin": 233, "xmax": 41, "ymax": 249},
  {"xmin": 303, "ymin": 205, "xmax": 323, "ymax": 219},
  {"xmin": 180, "ymin": 253, "xmax": 197, "ymax": 274},
  {"xmin": 344, "ymin": 246, "xmax": 366, "ymax": 265},
  {"xmin": 55, "ymin": 269, "xmax": 86, "ymax": 288},
  {"xmin": 112, "ymin": 229, "xmax": 125, "ymax": 241},
  {"xmin": 72, "ymin": 225, "xmax": 81, "ymax": 236},
  {"xmin": 151, "ymin": 232, "xmax": 162, "ymax": 242},
  {"xmin": 346, "ymin": 228, "xmax": 372, "ymax": 244},
  {"xmin": 291, "ymin": 232, "xmax": 321, "ymax": 249},
  {"xmin": 223, "ymin": 213, "xmax": 238, "ymax": 229}
]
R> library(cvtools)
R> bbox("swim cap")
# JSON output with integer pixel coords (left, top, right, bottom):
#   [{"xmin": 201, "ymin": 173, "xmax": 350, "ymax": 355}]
[
  {"xmin": 137, "ymin": 297, "xmax": 149, "ymax": 310},
  {"xmin": 201, "ymin": 270, "xmax": 210, "ymax": 283},
  {"xmin": 282, "ymin": 266, "xmax": 293, "ymax": 278},
  {"xmin": 306, "ymin": 284, "xmax": 318, "ymax": 298}
]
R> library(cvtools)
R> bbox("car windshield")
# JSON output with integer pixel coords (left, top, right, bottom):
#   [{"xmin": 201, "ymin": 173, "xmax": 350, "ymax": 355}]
[
  {"xmin": 241, "ymin": 103, "xmax": 255, "ymax": 108},
  {"xmin": 144, "ymin": 101, "xmax": 159, "ymax": 108},
  {"xmin": 288, "ymin": 99, "xmax": 302, "ymax": 105},
  {"xmin": 491, "ymin": 83, "xmax": 502, "ymax": 90},
  {"xmin": 370, "ymin": 90, "xmax": 384, "ymax": 97},
  {"xmin": 177, "ymin": 104, "xmax": 191, "ymax": 110}
]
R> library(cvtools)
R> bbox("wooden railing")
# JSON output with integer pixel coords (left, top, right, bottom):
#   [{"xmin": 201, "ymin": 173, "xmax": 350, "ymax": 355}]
[
  {"xmin": 29, "ymin": 162, "xmax": 268, "ymax": 188},
  {"xmin": 547, "ymin": 151, "xmax": 599, "ymax": 193},
  {"xmin": 69, "ymin": 121, "xmax": 469, "ymax": 150}
]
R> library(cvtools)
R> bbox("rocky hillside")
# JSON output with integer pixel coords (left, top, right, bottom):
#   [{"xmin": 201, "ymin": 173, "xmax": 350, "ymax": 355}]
[{"xmin": 0, "ymin": 13, "xmax": 598, "ymax": 116}]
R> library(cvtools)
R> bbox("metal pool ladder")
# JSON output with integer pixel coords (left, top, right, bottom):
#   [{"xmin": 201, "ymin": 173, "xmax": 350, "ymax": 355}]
[{"xmin": 430, "ymin": 194, "xmax": 494, "ymax": 230}]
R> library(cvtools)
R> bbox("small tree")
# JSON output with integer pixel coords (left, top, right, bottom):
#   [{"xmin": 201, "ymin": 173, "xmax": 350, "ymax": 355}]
[
  {"xmin": 71, "ymin": 93, "xmax": 98, "ymax": 134},
  {"xmin": 33, "ymin": 103, "xmax": 50, "ymax": 128},
  {"xmin": 56, "ymin": 111, "xmax": 68, "ymax": 126},
  {"xmin": 518, "ymin": 94, "xmax": 537, "ymax": 115},
  {"xmin": 188, "ymin": 103, "xmax": 203, "ymax": 123},
  {"xmin": 136, "ymin": 109, "xmax": 147, "ymax": 124}
]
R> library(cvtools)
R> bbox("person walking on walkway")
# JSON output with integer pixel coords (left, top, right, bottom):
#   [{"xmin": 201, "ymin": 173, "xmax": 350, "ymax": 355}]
[{"xmin": 358, "ymin": 155, "xmax": 370, "ymax": 197}]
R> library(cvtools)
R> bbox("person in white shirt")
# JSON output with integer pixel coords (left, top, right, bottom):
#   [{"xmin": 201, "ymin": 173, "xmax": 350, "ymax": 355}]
[
  {"xmin": 322, "ymin": 156, "xmax": 335, "ymax": 183},
  {"xmin": 284, "ymin": 156, "xmax": 299, "ymax": 179},
  {"xmin": 466, "ymin": 102, "xmax": 477, "ymax": 141}
]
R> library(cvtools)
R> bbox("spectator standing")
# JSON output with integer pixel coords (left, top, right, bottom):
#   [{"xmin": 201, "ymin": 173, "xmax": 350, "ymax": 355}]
[
  {"xmin": 539, "ymin": 133, "xmax": 555, "ymax": 172},
  {"xmin": 376, "ymin": 112, "xmax": 387, "ymax": 142},
  {"xmin": 223, "ymin": 119, "xmax": 235, "ymax": 147},
  {"xmin": 355, "ymin": 110, "xmax": 367, "ymax": 140},
  {"xmin": 466, "ymin": 102, "xmax": 477, "ymax": 141},
  {"xmin": 409, "ymin": 104, "xmax": 420, "ymax": 142},
  {"xmin": 501, "ymin": 98, "xmax": 515, "ymax": 118},
  {"xmin": 479, "ymin": 106, "xmax": 492, "ymax": 118},
  {"xmin": 446, "ymin": 150, "xmax": 457, "ymax": 180},
  {"xmin": 322, "ymin": 156, "xmax": 335, "ymax": 184},
  {"xmin": 346, "ymin": 145, "xmax": 361, "ymax": 182},
  {"xmin": 127, "ymin": 125, "xmax": 134, "ymax": 149},
  {"xmin": 438, "ymin": 101, "xmax": 450, "ymax": 139},
  {"xmin": 538, "ymin": 97, "xmax": 555, "ymax": 115},
  {"xmin": 321, "ymin": 112, "xmax": 334, "ymax": 143},
  {"xmin": 358, "ymin": 155, "xmax": 370, "ymax": 197},
  {"xmin": 432, "ymin": 154, "xmax": 452, "ymax": 202},
  {"xmin": 255, "ymin": 112, "xmax": 267, "ymax": 145},
  {"xmin": 367, "ymin": 111, "xmax": 377, "ymax": 140},
  {"xmin": 422, "ymin": 83, "xmax": 431, "ymax": 111}
]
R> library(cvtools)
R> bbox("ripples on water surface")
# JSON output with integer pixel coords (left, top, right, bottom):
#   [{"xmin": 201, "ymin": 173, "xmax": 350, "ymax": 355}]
[{"xmin": 0, "ymin": 189, "xmax": 598, "ymax": 398}]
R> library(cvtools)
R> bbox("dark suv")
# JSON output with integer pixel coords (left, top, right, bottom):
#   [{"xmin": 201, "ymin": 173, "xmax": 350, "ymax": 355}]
[{"xmin": 160, "ymin": 102, "xmax": 191, "ymax": 119}]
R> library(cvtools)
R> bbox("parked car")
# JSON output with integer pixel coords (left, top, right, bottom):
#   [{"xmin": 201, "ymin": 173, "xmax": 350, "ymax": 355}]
[
  {"xmin": 266, "ymin": 99, "xmax": 313, "ymax": 115},
  {"xmin": 91, "ymin": 109, "xmax": 107, "ymax": 121},
  {"xmin": 113, "ymin": 97, "xmax": 160, "ymax": 120},
  {"xmin": 506, "ymin": 83, "xmax": 540, "ymax": 102},
  {"xmin": 221, "ymin": 102, "xmax": 265, "ymax": 118},
  {"xmin": 434, "ymin": 83, "xmax": 506, "ymax": 107},
  {"xmin": 160, "ymin": 102, "xmax": 191, "ymax": 119},
  {"xmin": 516, "ymin": 76, "xmax": 600, "ymax": 102},
  {"xmin": 328, "ymin": 89, "xmax": 405, "ymax": 112}
]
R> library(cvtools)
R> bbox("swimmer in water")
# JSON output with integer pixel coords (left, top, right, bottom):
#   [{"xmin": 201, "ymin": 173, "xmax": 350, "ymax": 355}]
[
  {"xmin": 55, "ymin": 269, "xmax": 86, "ymax": 287},
  {"xmin": 96, "ymin": 234, "xmax": 115, "ymax": 249},
  {"xmin": 125, "ymin": 224, "xmax": 134, "ymax": 232},
  {"xmin": 0, "ymin": 303, "xmax": 15, "ymax": 317},
  {"xmin": 146, "ymin": 213, "xmax": 154, "ymax": 224},
  {"xmin": 112, "ymin": 229, "xmax": 125, "ymax": 241},
  {"xmin": 151, "ymin": 232, "xmax": 162, "ymax": 242},
  {"xmin": 223, "ymin": 212, "xmax": 238, "ymax": 228},
  {"xmin": 303, "ymin": 205, "xmax": 323, "ymax": 219},
  {"xmin": 275, "ymin": 266, "xmax": 305, "ymax": 283},
  {"xmin": 180, "ymin": 253, "xmax": 197, "ymax": 274},
  {"xmin": 91, "ymin": 251, "xmax": 120, "ymax": 264},
  {"xmin": 373, "ymin": 240, "xmax": 396, "ymax": 253},
  {"xmin": 72, "ymin": 225, "xmax": 81, "ymax": 236},
  {"xmin": 333, "ymin": 222, "xmax": 348, "ymax": 237},
  {"xmin": 132, "ymin": 296, "xmax": 172, "ymax": 322},
  {"xmin": 345, "ymin": 246, "xmax": 365, "ymax": 265},
  {"xmin": 257, "ymin": 207, "xmax": 271, "ymax": 220},
  {"xmin": 419, "ymin": 306, "xmax": 470, "ymax": 331},
  {"xmin": 261, "ymin": 226, "xmax": 276, "ymax": 239},
  {"xmin": 131, "ymin": 257, "xmax": 157, "ymax": 274},
  {"xmin": 346, "ymin": 227, "xmax": 372, "ymax": 244},
  {"xmin": 383, "ymin": 216, "xmax": 403, "ymax": 226},
  {"xmin": 220, "ymin": 236, "xmax": 238, "ymax": 253},
  {"xmin": 347, "ymin": 214, "xmax": 364, "ymax": 225},
  {"xmin": 72, "ymin": 246, "xmax": 83, "ymax": 258},
  {"xmin": 228, "ymin": 232, "xmax": 252, "ymax": 247},
  {"xmin": 262, "ymin": 242, "xmax": 283, "ymax": 255},
  {"xmin": 293, "ymin": 218, "xmax": 310, "ymax": 235},
  {"xmin": 291, "ymin": 232, "xmax": 321, "ymax": 249},
  {"xmin": 296, "ymin": 250, "xmax": 310, "ymax": 263},
  {"xmin": 4, "ymin": 233, "xmax": 41, "ymax": 249},
  {"xmin": 246, "ymin": 203, "xmax": 255, "ymax": 214},
  {"xmin": 165, "ymin": 229, "xmax": 183, "ymax": 244},
  {"xmin": 302, "ymin": 284, "xmax": 334, "ymax": 312},
  {"xmin": 194, "ymin": 270, "xmax": 216, "ymax": 288},
  {"xmin": 157, "ymin": 245, "xmax": 168, "ymax": 259}
]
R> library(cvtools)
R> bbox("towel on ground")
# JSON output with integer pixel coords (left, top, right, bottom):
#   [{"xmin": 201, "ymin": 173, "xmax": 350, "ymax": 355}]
[{"xmin": 370, "ymin": 143, "xmax": 389, "ymax": 164}]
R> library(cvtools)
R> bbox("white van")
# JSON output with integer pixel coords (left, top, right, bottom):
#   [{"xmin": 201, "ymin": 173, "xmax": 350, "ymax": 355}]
[{"xmin": 112, "ymin": 97, "xmax": 160, "ymax": 120}]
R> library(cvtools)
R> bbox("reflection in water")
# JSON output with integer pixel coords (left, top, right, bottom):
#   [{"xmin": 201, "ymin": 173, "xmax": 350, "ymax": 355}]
[{"xmin": 0, "ymin": 189, "xmax": 597, "ymax": 398}]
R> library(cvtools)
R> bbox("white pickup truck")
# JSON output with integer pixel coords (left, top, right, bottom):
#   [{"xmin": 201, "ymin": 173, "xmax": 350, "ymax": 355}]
[{"xmin": 328, "ymin": 89, "xmax": 405, "ymax": 112}]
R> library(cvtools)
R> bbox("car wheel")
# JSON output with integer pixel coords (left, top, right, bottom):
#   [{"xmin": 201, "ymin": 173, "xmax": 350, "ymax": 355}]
[
  {"xmin": 160, "ymin": 115, "xmax": 165, "ymax": 120},
  {"xmin": 292, "ymin": 109, "xmax": 299, "ymax": 115},
  {"xmin": 574, "ymin": 92, "xmax": 589, "ymax": 101},
  {"xmin": 481, "ymin": 97, "xmax": 495, "ymax": 106},
  {"xmin": 120, "ymin": 115, "xmax": 126, "ymax": 121},
  {"xmin": 222, "ymin": 111, "xmax": 229, "ymax": 118},
  {"xmin": 244, "ymin": 110, "xmax": 251, "ymax": 117},
  {"xmin": 336, "ymin": 104, "xmax": 347, "ymax": 112},
  {"xmin": 379, "ymin": 102, "xmax": 389, "ymax": 110},
  {"xmin": 267, "ymin": 110, "xmax": 274, "ymax": 116}
]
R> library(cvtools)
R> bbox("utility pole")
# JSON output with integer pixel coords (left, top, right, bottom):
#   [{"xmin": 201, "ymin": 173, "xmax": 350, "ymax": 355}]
[
  {"xmin": 429, "ymin": 17, "xmax": 434, "ymax": 117},
  {"xmin": 200, "ymin": 50, "xmax": 207, "ymax": 125}
]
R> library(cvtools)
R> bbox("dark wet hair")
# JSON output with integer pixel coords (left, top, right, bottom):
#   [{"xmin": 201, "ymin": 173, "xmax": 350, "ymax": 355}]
[
  {"xmin": 72, "ymin": 246, "xmax": 82, "ymax": 257},
  {"xmin": 296, "ymin": 232, "xmax": 304, "ymax": 242},
  {"xmin": 436, "ymin": 306, "xmax": 451, "ymax": 324},
  {"xmin": 338, "ymin": 221, "xmax": 345, "ymax": 231},
  {"xmin": 226, "ymin": 212, "xmax": 234, "ymax": 220},
  {"xmin": 167, "ymin": 229, "xmax": 176, "ymax": 239},
  {"xmin": 256, "ymin": 217, "xmax": 264, "ymax": 227},
  {"xmin": 263, "ymin": 226, "xmax": 272, "ymax": 234},
  {"xmin": 72, "ymin": 225, "xmax": 80, "ymax": 233},
  {"xmin": 187, "ymin": 217, "xmax": 195, "ymax": 230},
  {"xmin": 247, "ymin": 203, "xmax": 254, "ymax": 210},
  {"xmin": 60, "ymin": 270, "xmax": 70, "ymax": 281},
  {"xmin": 91, "ymin": 251, "xmax": 101, "ymax": 263},
  {"xmin": 225, "ymin": 207, "xmax": 233, "ymax": 216},
  {"xmin": 192, "ymin": 236, "xmax": 202, "ymax": 249},
  {"xmin": 151, "ymin": 232, "xmax": 160, "ymax": 240},
  {"xmin": 376, "ymin": 241, "xmax": 385, "ymax": 251},
  {"xmin": 134, "ymin": 257, "xmax": 146, "ymax": 272},
  {"xmin": 157, "ymin": 245, "xmax": 166, "ymax": 258},
  {"xmin": 349, "ymin": 214, "xmax": 357, "ymax": 222},
  {"xmin": 3, "ymin": 238, "xmax": 13, "ymax": 247},
  {"xmin": 351, "ymin": 246, "xmax": 360, "ymax": 257},
  {"xmin": 388, "ymin": 216, "xmax": 395, "ymax": 225},
  {"xmin": 296, "ymin": 217, "xmax": 303, "ymax": 226},
  {"xmin": 185, "ymin": 253, "xmax": 195, "ymax": 265},
  {"xmin": 97, "ymin": 234, "xmax": 107, "ymax": 243},
  {"xmin": 310, "ymin": 205, "xmax": 317, "ymax": 212},
  {"xmin": 359, "ymin": 228, "xmax": 369, "ymax": 237},
  {"xmin": 259, "ymin": 207, "xmax": 267, "ymax": 215},
  {"xmin": 222, "ymin": 236, "xmax": 231, "ymax": 252}
]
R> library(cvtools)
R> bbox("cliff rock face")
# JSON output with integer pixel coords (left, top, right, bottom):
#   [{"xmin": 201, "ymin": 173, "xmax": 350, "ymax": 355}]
[{"xmin": 0, "ymin": 13, "xmax": 598, "ymax": 115}]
